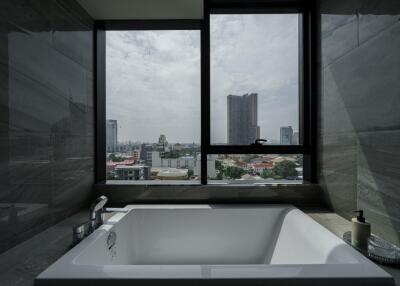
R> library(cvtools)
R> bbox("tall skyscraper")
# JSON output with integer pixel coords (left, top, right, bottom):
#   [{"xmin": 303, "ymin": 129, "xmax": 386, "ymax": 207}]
[
  {"xmin": 158, "ymin": 134, "xmax": 168, "ymax": 151},
  {"xmin": 106, "ymin": 119, "xmax": 118, "ymax": 152},
  {"xmin": 227, "ymin": 93, "xmax": 260, "ymax": 145},
  {"xmin": 158, "ymin": 134, "xmax": 167, "ymax": 146},
  {"xmin": 280, "ymin": 126, "xmax": 293, "ymax": 145}
]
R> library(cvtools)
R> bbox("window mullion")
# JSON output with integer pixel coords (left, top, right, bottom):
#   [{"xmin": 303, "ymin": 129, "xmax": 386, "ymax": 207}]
[{"xmin": 201, "ymin": 2, "xmax": 211, "ymax": 185}]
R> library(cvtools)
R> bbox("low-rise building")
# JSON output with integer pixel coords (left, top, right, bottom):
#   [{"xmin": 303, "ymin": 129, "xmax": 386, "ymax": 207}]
[
  {"xmin": 194, "ymin": 154, "xmax": 216, "ymax": 178},
  {"xmin": 115, "ymin": 165, "xmax": 150, "ymax": 180},
  {"xmin": 148, "ymin": 151, "xmax": 195, "ymax": 170},
  {"xmin": 272, "ymin": 156, "xmax": 297, "ymax": 164},
  {"xmin": 155, "ymin": 168, "xmax": 188, "ymax": 180},
  {"xmin": 251, "ymin": 162, "xmax": 274, "ymax": 173},
  {"xmin": 131, "ymin": 150, "xmax": 140, "ymax": 161}
]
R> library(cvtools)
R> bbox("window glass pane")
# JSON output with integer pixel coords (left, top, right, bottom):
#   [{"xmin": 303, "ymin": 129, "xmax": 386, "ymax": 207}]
[
  {"xmin": 210, "ymin": 14, "xmax": 300, "ymax": 145},
  {"xmin": 208, "ymin": 154, "xmax": 303, "ymax": 184},
  {"xmin": 106, "ymin": 30, "xmax": 201, "ymax": 182}
]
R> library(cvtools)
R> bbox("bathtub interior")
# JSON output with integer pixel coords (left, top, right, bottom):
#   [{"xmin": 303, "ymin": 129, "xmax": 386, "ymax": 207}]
[{"xmin": 73, "ymin": 206, "xmax": 367, "ymax": 266}]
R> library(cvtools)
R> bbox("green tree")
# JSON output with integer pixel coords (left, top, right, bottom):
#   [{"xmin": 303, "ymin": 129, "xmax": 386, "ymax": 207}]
[
  {"xmin": 215, "ymin": 160, "xmax": 223, "ymax": 170},
  {"xmin": 215, "ymin": 160, "xmax": 225, "ymax": 180},
  {"xmin": 106, "ymin": 172, "xmax": 117, "ymax": 180},
  {"xmin": 295, "ymin": 155, "xmax": 303, "ymax": 166},
  {"xmin": 242, "ymin": 154, "xmax": 258, "ymax": 163},
  {"xmin": 261, "ymin": 169, "xmax": 274, "ymax": 179},
  {"xmin": 109, "ymin": 153, "xmax": 124, "ymax": 162},
  {"xmin": 273, "ymin": 175, "xmax": 284, "ymax": 180},
  {"xmin": 162, "ymin": 150, "xmax": 180, "ymax": 158},
  {"xmin": 187, "ymin": 169, "xmax": 194, "ymax": 178},
  {"xmin": 272, "ymin": 160, "xmax": 298, "ymax": 179},
  {"xmin": 224, "ymin": 166, "xmax": 245, "ymax": 179}
]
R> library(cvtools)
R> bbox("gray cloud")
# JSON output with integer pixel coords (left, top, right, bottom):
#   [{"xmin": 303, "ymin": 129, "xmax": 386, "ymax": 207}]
[
  {"xmin": 210, "ymin": 14, "xmax": 299, "ymax": 143},
  {"xmin": 106, "ymin": 14, "xmax": 299, "ymax": 144},
  {"xmin": 106, "ymin": 30, "xmax": 201, "ymax": 143}
]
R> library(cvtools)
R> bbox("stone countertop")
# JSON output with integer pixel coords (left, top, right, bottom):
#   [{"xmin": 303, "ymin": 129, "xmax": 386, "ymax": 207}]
[
  {"xmin": 307, "ymin": 210, "xmax": 400, "ymax": 285},
  {"xmin": 0, "ymin": 208, "xmax": 398, "ymax": 286}
]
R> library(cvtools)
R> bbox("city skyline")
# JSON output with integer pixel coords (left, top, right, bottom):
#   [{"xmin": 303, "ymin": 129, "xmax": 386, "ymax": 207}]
[
  {"xmin": 106, "ymin": 14, "xmax": 299, "ymax": 143},
  {"xmin": 106, "ymin": 89, "xmax": 299, "ymax": 146},
  {"xmin": 105, "ymin": 122, "xmax": 298, "ymax": 146}
]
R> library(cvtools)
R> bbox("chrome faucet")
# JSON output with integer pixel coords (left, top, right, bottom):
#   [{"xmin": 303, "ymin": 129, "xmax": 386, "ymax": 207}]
[
  {"xmin": 71, "ymin": 196, "xmax": 128, "ymax": 247},
  {"xmin": 71, "ymin": 195, "xmax": 108, "ymax": 247},
  {"xmin": 90, "ymin": 195, "xmax": 108, "ymax": 230}
]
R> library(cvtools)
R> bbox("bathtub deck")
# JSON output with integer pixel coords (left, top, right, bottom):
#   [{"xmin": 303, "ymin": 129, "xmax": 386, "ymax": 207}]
[{"xmin": 0, "ymin": 209, "xmax": 398, "ymax": 286}]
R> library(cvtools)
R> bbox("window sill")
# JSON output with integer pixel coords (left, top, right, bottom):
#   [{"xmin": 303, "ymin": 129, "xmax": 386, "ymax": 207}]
[
  {"xmin": 102, "ymin": 179, "xmax": 307, "ymax": 186},
  {"xmin": 94, "ymin": 182, "xmax": 322, "ymax": 207}
]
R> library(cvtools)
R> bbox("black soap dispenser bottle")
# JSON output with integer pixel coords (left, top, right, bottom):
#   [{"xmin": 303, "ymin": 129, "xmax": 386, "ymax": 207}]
[{"xmin": 351, "ymin": 210, "xmax": 371, "ymax": 251}]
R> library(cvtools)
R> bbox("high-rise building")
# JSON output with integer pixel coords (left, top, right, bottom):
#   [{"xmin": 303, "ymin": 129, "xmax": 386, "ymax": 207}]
[
  {"xmin": 140, "ymin": 144, "xmax": 154, "ymax": 165},
  {"xmin": 106, "ymin": 119, "xmax": 118, "ymax": 152},
  {"xmin": 227, "ymin": 93, "xmax": 260, "ymax": 145},
  {"xmin": 158, "ymin": 134, "xmax": 168, "ymax": 146},
  {"xmin": 280, "ymin": 126, "xmax": 293, "ymax": 145},
  {"xmin": 157, "ymin": 134, "xmax": 168, "ymax": 151},
  {"xmin": 292, "ymin": 132, "xmax": 299, "ymax": 145}
]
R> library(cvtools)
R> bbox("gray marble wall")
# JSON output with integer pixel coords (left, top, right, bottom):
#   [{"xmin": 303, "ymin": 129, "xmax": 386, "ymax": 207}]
[
  {"xmin": 0, "ymin": 0, "xmax": 94, "ymax": 253},
  {"xmin": 318, "ymin": 0, "xmax": 400, "ymax": 244}
]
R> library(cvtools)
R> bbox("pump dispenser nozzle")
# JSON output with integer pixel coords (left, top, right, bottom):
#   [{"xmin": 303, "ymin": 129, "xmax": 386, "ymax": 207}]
[{"xmin": 353, "ymin": 210, "xmax": 365, "ymax": 223}]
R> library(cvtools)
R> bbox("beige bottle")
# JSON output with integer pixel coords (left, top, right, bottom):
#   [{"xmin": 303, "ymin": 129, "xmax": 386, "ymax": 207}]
[{"xmin": 351, "ymin": 210, "xmax": 371, "ymax": 251}]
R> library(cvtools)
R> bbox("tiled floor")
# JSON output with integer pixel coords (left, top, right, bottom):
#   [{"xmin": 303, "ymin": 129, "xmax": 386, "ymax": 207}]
[{"xmin": 0, "ymin": 209, "xmax": 398, "ymax": 286}]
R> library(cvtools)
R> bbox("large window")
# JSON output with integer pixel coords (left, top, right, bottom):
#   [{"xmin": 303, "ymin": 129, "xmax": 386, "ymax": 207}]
[
  {"xmin": 105, "ymin": 29, "xmax": 201, "ymax": 182},
  {"xmin": 210, "ymin": 14, "xmax": 300, "ymax": 145},
  {"xmin": 97, "ymin": 5, "xmax": 314, "ymax": 185}
]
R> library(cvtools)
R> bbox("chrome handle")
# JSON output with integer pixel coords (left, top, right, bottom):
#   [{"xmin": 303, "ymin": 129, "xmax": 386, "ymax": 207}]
[
  {"xmin": 72, "ymin": 220, "xmax": 93, "ymax": 246},
  {"xmin": 251, "ymin": 138, "xmax": 268, "ymax": 145},
  {"xmin": 73, "ymin": 224, "xmax": 85, "ymax": 234}
]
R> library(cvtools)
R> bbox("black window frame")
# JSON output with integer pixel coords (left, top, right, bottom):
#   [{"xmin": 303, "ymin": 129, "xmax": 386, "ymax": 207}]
[{"xmin": 95, "ymin": 0, "xmax": 317, "ymax": 185}]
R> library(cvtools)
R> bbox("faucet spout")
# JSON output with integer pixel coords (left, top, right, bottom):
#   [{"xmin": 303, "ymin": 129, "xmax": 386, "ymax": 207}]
[
  {"xmin": 90, "ymin": 195, "xmax": 108, "ymax": 221},
  {"xmin": 71, "ymin": 195, "xmax": 110, "ymax": 247}
]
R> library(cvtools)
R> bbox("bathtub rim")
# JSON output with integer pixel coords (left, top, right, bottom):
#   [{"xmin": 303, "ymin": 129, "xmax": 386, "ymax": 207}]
[{"xmin": 35, "ymin": 204, "xmax": 393, "ymax": 284}]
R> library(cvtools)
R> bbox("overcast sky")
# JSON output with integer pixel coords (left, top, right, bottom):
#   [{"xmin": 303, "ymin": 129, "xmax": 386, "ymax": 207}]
[{"xmin": 106, "ymin": 14, "xmax": 299, "ymax": 144}]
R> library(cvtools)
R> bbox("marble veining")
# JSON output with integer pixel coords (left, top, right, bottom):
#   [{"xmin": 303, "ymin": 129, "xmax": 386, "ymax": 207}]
[
  {"xmin": 0, "ymin": 0, "xmax": 94, "ymax": 254},
  {"xmin": 318, "ymin": 0, "xmax": 400, "ymax": 245}
]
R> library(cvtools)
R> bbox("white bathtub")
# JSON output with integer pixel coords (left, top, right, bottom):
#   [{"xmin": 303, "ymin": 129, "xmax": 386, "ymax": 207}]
[{"xmin": 35, "ymin": 205, "xmax": 394, "ymax": 286}]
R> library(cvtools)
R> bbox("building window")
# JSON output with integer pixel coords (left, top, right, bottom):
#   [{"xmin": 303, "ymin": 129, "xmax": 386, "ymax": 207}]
[
  {"xmin": 97, "ymin": 4, "xmax": 314, "ymax": 185},
  {"xmin": 203, "ymin": 8, "xmax": 311, "ymax": 185}
]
